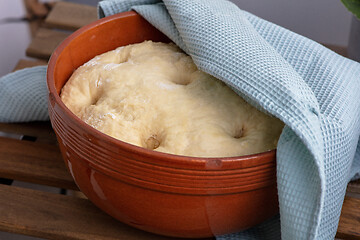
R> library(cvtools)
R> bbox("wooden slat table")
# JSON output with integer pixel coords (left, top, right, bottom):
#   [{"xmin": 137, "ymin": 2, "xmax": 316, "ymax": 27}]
[
  {"xmin": 1, "ymin": 1, "xmax": 359, "ymax": 239},
  {"xmin": 44, "ymin": 1, "xmax": 98, "ymax": 31}
]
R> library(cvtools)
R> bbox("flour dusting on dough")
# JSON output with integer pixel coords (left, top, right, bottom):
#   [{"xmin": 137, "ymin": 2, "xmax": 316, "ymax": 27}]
[{"xmin": 61, "ymin": 41, "xmax": 283, "ymax": 157}]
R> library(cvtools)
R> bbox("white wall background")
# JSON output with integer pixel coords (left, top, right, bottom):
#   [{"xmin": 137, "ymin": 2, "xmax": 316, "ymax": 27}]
[
  {"xmin": 0, "ymin": 0, "xmax": 31, "ymax": 78},
  {"xmin": 0, "ymin": 0, "xmax": 353, "ymax": 78},
  {"xmin": 73, "ymin": 0, "xmax": 353, "ymax": 46},
  {"xmin": 230, "ymin": 0, "xmax": 352, "ymax": 46}
]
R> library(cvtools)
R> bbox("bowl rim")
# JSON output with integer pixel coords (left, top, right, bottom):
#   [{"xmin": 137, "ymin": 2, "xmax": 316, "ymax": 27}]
[{"xmin": 47, "ymin": 11, "xmax": 277, "ymax": 170}]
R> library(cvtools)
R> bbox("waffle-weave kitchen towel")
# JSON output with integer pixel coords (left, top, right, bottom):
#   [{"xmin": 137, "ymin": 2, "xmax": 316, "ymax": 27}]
[
  {"xmin": 0, "ymin": 0, "xmax": 359, "ymax": 239},
  {"xmin": 0, "ymin": 66, "xmax": 48, "ymax": 122},
  {"xmin": 97, "ymin": 0, "xmax": 360, "ymax": 239}
]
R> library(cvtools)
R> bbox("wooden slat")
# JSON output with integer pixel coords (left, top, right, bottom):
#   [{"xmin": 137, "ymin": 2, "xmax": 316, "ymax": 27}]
[
  {"xmin": 0, "ymin": 184, "xmax": 179, "ymax": 240},
  {"xmin": 336, "ymin": 196, "xmax": 360, "ymax": 240},
  {"xmin": 0, "ymin": 183, "xmax": 356, "ymax": 240},
  {"xmin": 24, "ymin": 0, "xmax": 50, "ymax": 18},
  {"xmin": 13, "ymin": 59, "xmax": 47, "ymax": 72},
  {"xmin": 323, "ymin": 44, "xmax": 347, "ymax": 57},
  {"xmin": 45, "ymin": 1, "xmax": 97, "ymax": 31},
  {"xmin": 0, "ymin": 137, "xmax": 77, "ymax": 190},
  {"xmin": 348, "ymin": 179, "xmax": 360, "ymax": 194},
  {"xmin": 347, "ymin": 179, "xmax": 360, "ymax": 199},
  {"xmin": 23, "ymin": 0, "xmax": 53, "ymax": 37},
  {"xmin": 26, "ymin": 28, "xmax": 70, "ymax": 59},
  {"xmin": 0, "ymin": 121, "xmax": 56, "ymax": 144}
]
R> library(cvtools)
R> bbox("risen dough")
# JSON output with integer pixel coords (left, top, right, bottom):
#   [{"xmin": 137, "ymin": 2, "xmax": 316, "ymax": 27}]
[{"xmin": 61, "ymin": 41, "xmax": 283, "ymax": 157}]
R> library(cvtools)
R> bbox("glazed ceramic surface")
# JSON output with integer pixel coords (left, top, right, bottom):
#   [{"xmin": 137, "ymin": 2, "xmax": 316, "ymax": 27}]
[{"xmin": 47, "ymin": 11, "xmax": 279, "ymax": 238}]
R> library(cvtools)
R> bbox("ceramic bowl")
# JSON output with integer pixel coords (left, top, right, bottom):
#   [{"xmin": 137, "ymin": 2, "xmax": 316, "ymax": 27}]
[{"xmin": 47, "ymin": 11, "xmax": 278, "ymax": 238}]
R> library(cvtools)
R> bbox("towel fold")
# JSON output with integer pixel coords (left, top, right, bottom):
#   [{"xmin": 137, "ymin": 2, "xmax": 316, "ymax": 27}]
[
  {"xmin": 98, "ymin": 1, "xmax": 360, "ymax": 239},
  {"xmin": 0, "ymin": 0, "xmax": 359, "ymax": 239},
  {"xmin": 0, "ymin": 66, "xmax": 48, "ymax": 122}
]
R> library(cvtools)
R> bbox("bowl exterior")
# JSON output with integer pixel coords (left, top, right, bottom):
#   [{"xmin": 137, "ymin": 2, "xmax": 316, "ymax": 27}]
[
  {"xmin": 47, "ymin": 11, "xmax": 279, "ymax": 238},
  {"xmin": 61, "ymin": 139, "xmax": 278, "ymax": 237}
]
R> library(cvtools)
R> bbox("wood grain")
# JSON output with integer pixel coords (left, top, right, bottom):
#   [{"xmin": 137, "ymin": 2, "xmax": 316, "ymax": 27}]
[
  {"xmin": 45, "ymin": 1, "xmax": 97, "ymax": 31},
  {"xmin": 26, "ymin": 28, "xmax": 70, "ymax": 59},
  {"xmin": 0, "ymin": 136, "xmax": 77, "ymax": 190},
  {"xmin": 0, "ymin": 121, "xmax": 56, "ymax": 144},
  {"xmin": 336, "ymin": 196, "xmax": 360, "ymax": 240},
  {"xmin": 6, "ymin": 4, "xmax": 359, "ymax": 239},
  {"xmin": 0, "ymin": 184, "xmax": 181, "ymax": 240},
  {"xmin": 13, "ymin": 59, "xmax": 47, "ymax": 72}
]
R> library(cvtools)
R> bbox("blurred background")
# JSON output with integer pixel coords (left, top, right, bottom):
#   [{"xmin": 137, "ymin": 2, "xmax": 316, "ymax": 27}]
[
  {"xmin": 0, "ymin": 0, "xmax": 352, "ymax": 78},
  {"xmin": 0, "ymin": 0, "xmax": 353, "ymax": 239}
]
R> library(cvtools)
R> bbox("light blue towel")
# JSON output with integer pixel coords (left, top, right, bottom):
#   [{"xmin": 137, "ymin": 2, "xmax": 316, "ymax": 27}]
[
  {"xmin": 0, "ymin": 0, "xmax": 359, "ymax": 239},
  {"xmin": 0, "ymin": 66, "xmax": 48, "ymax": 122},
  {"xmin": 100, "ymin": 1, "xmax": 360, "ymax": 239}
]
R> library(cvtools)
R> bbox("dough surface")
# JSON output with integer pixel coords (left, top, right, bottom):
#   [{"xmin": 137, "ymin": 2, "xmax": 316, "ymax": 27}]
[{"xmin": 61, "ymin": 41, "xmax": 283, "ymax": 157}]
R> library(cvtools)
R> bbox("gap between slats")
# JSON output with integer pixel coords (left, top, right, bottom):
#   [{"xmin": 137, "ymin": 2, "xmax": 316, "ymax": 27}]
[
  {"xmin": 336, "ymin": 196, "xmax": 360, "ymax": 240},
  {"xmin": 44, "ymin": 1, "xmax": 97, "ymax": 31},
  {"xmin": 0, "ymin": 184, "xmax": 182, "ymax": 240},
  {"xmin": 0, "ymin": 121, "xmax": 56, "ymax": 144},
  {"xmin": 13, "ymin": 59, "xmax": 47, "ymax": 72},
  {"xmin": 0, "ymin": 137, "xmax": 77, "ymax": 190},
  {"xmin": 26, "ymin": 1, "xmax": 98, "ymax": 60},
  {"xmin": 26, "ymin": 28, "xmax": 70, "ymax": 60},
  {"xmin": 10, "ymin": 6, "xmax": 358, "ymax": 239},
  {"xmin": 0, "ymin": 183, "xmax": 357, "ymax": 240}
]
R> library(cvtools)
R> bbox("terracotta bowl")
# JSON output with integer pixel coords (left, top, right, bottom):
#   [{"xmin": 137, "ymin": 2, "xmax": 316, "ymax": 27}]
[{"xmin": 47, "ymin": 11, "xmax": 278, "ymax": 238}]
